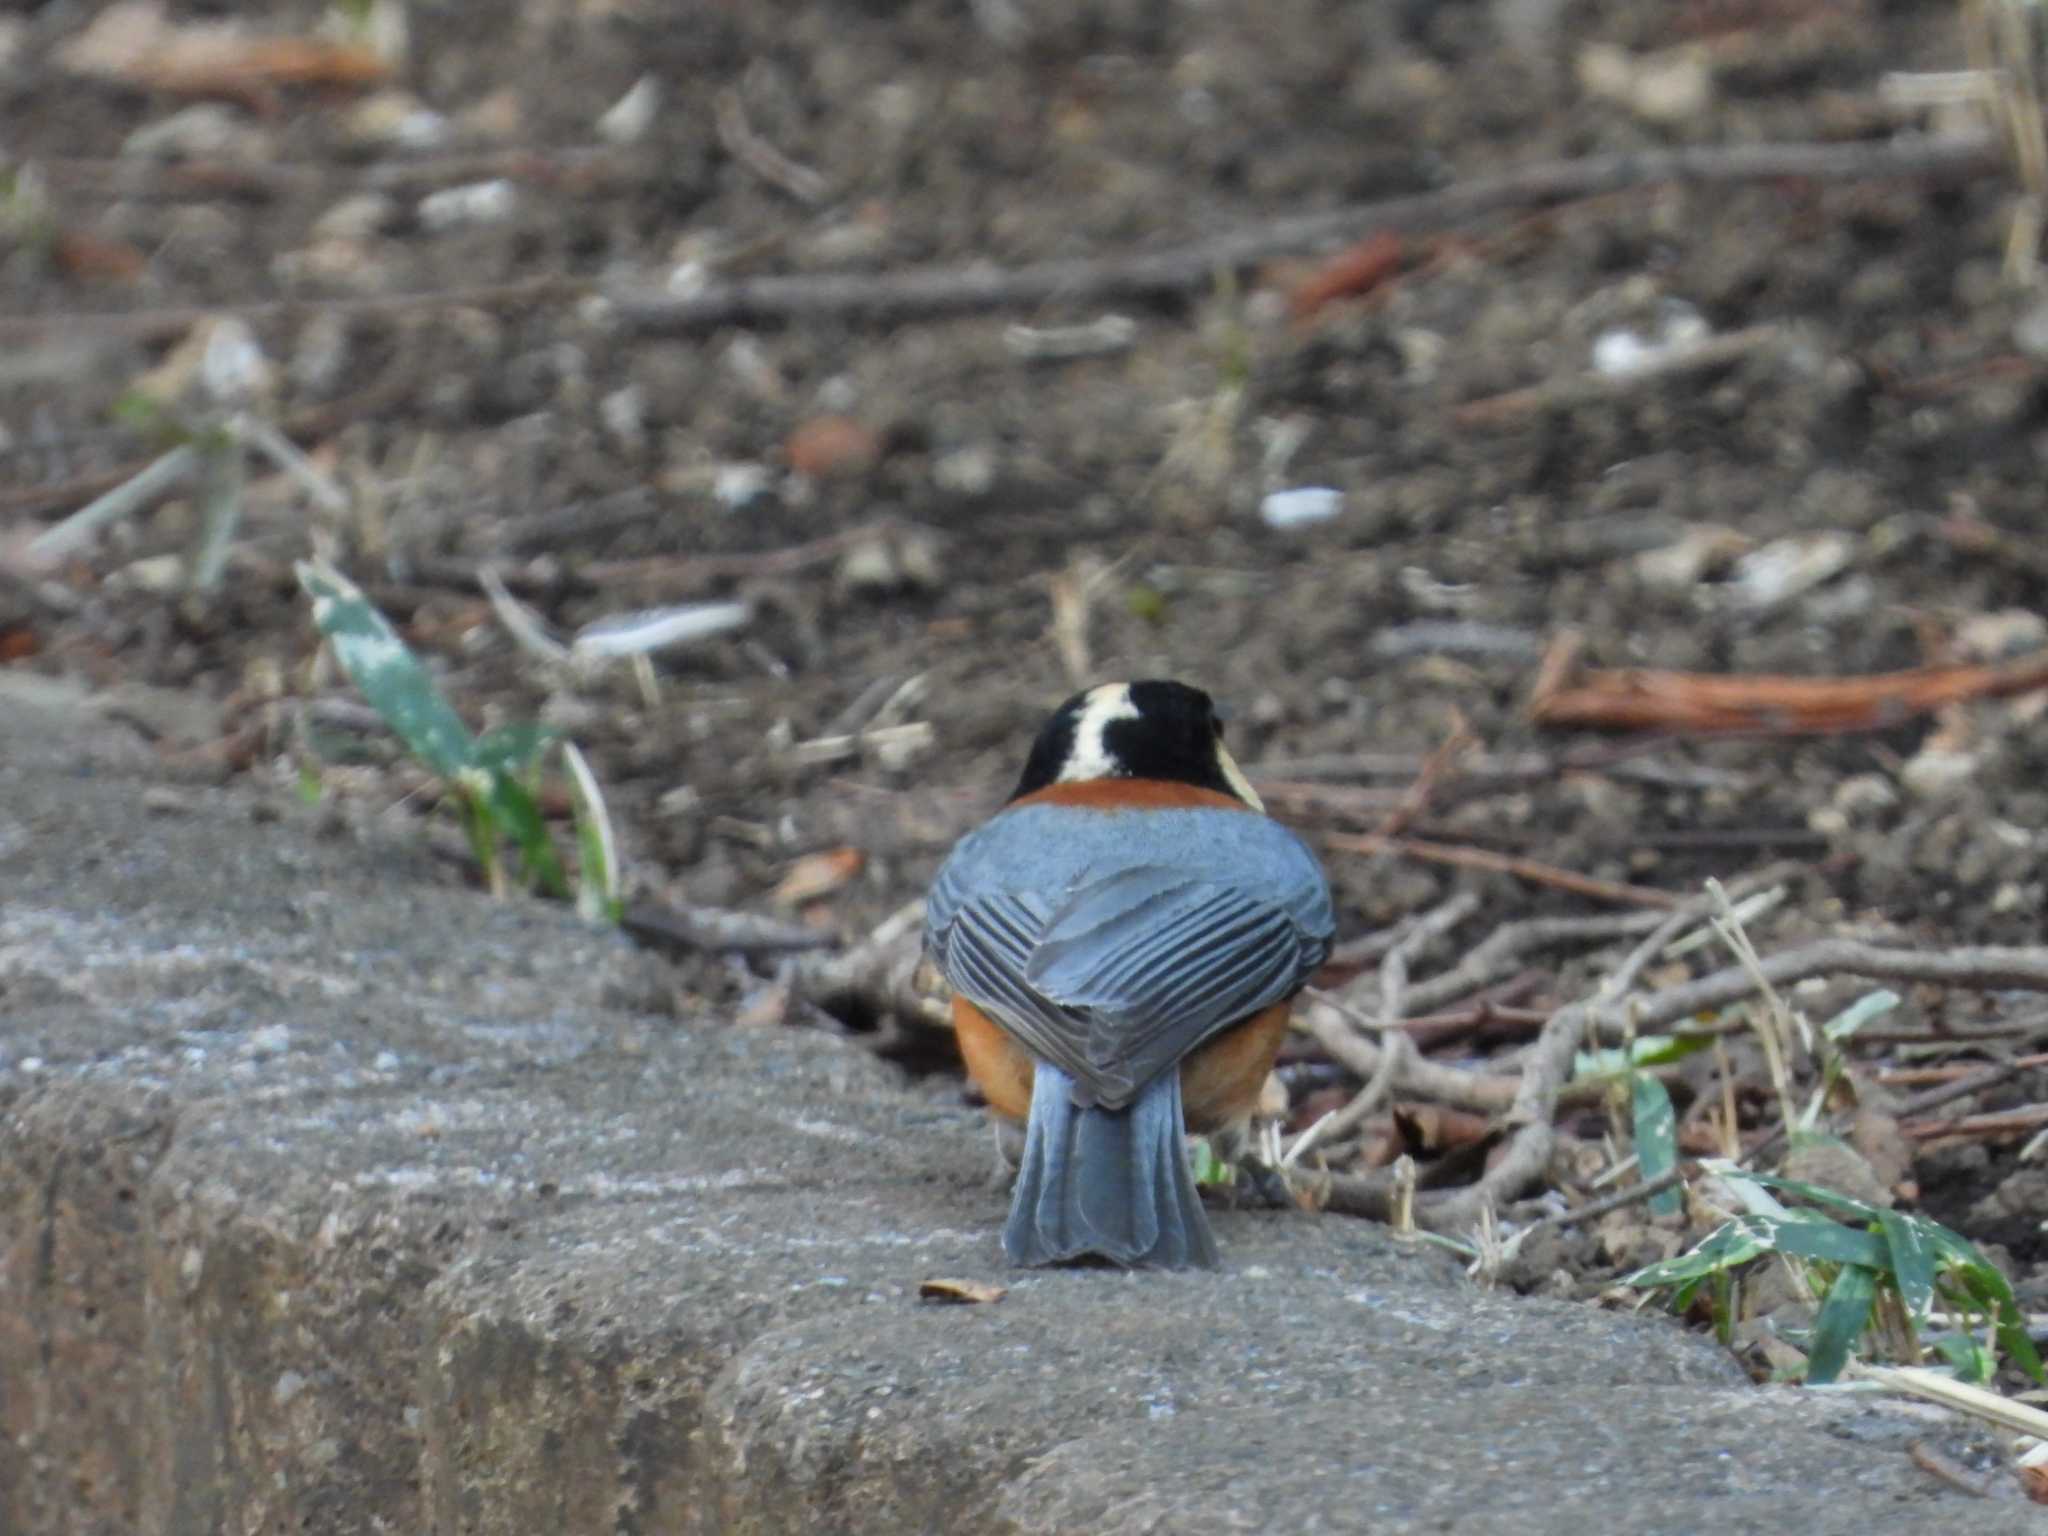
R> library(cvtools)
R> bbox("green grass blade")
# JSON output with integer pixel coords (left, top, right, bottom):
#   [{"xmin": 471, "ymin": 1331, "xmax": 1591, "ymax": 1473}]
[
  {"xmin": 28, "ymin": 443, "xmax": 197, "ymax": 563},
  {"xmin": 1806, "ymin": 1262, "xmax": 1877, "ymax": 1385},
  {"xmin": 188, "ymin": 432, "xmax": 246, "ymax": 591},
  {"xmin": 483, "ymin": 771, "xmax": 568, "ymax": 899},
  {"xmin": 1631, "ymin": 1072, "xmax": 1683, "ymax": 1218},
  {"xmin": 297, "ymin": 559, "xmax": 476, "ymax": 779},
  {"xmin": 1876, "ymin": 1209, "xmax": 1937, "ymax": 1324},
  {"xmin": 562, "ymin": 741, "xmax": 621, "ymax": 924}
]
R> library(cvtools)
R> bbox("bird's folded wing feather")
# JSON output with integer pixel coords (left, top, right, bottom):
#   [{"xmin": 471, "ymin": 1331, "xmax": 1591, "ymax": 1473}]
[{"xmin": 929, "ymin": 831, "xmax": 1331, "ymax": 1109}]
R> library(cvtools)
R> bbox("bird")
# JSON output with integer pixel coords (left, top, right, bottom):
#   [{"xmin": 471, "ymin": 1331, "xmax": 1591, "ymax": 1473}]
[{"xmin": 925, "ymin": 680, "xmax": 1335, "ymax": 1269}]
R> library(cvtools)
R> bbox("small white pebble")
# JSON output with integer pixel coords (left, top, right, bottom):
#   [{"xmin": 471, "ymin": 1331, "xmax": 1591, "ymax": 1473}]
[
  {"xmin": 418, "ymin": 179, "xmax": 517, "ymax": 233},
  {"xmin": 1260, "ymin": 486, "xmax": 1345, "ymax": 530}
]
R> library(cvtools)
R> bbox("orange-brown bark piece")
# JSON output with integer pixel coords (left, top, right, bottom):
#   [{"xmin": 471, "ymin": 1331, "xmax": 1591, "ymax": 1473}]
[
  {"xmin": 1288, "ymin": 232, "xmax": 1402, "ymax": 321},
  {"xmin": 1530, "ymin": 645, "xmax": 2048, "ymax": 734}
]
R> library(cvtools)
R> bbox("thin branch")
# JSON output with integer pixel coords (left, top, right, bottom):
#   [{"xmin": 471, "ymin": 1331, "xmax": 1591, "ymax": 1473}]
[
  {"xmin": 1377, "ymin": 890, "xmax": 1481, "ymax": 1022},
  {"xmin": 1400, "ymin": 909, "xmax": 1674, "ymax": 1015},
  {"xmin": 1605, "ymin": 938, "xmax": 2048, "ymax": 1040},
  {"xmin": 1375, "ymin": 715, "xmax": 1476, "ymax": 839},
  {"xmin": 1890, "ymin": 1056, "xmax": 2048, "ymax": 1117},
  {"xmin": 1452, "ymin": 324, "xmax": 1784, "ymax": 427},
  {"xmin": 1285, "ymin": 1030, "xmax": 1408, "ymax": 1167},
  {"xmin": 715, "ymin": 88, "xmax": 830, "ymax": 205},
  {"xmin": 621, "ymin": 902, "xmax": 837, "ymax": 955},
  {"xmin": 1305, "ymin": 871, "xmax": 1793, "ymax": 1232},
  {"xmin": 789, "ymin": 899, "xmax": 949, "ymax": 1031},
  {"xmin": 1323, "ymin": 830, "xmax": 1682, "ymax": 908},
  {"xmin": 1250, "ymin": 737, "xmax": 1745, "ymax": 790},
  {"xmin": 610, "ymin": 134, "xmax": 1999, "ymax": 330},
  {"xmin": 1532, "ymin": 1165, "xmax": 1688, "ymax": 1232},
  {"xmin": 0, "ymin": 274, "xmax": 591, "ymax": 347},
  {"xmin": 39, "ymin": 146, "xmax": 642, "ymax": 202},
  {"xmin": 1902, "ymin": 1103, "xmax": 2048, "ymax": 1141}
]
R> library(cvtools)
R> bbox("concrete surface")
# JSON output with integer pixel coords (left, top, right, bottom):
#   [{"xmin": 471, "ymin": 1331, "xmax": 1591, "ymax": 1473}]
[{"xmin": 0, "ymin": 672, "xmax": 2033, "ymax": 1534}]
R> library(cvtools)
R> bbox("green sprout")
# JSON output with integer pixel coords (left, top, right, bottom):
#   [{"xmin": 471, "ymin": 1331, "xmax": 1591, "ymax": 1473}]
[
  {"xmin": 30, "ymin": 324, "xmax": 347, "ymax": 591},
  {"xmin": 1627, "ymin": 1163, "xmax": 2045, "ymax": 1388},
  {"xmin": 1575, "ymin": 1032, "xmax": 1716, "ymax": 1221},
  {"xmin": 296, "ymin": 559, "xmax": 619, "ymax": 918}
]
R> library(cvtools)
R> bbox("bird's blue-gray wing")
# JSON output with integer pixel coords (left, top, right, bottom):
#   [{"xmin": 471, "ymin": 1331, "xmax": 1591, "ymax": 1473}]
[{"xmin": 927, "ymin": 809, "xmax": 1333, "ymax": 1110}]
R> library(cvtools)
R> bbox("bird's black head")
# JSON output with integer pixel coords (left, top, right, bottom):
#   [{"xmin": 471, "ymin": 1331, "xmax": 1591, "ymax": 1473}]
[{"xmin": 1007, "ymin": 680, "xmax": 1262, "ymax": 807}]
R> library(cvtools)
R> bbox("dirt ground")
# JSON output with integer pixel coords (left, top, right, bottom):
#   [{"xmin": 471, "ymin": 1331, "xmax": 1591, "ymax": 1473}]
[{"xmin": 6, "ymin": 2, "xmax": 2048, "ymax": 1360}]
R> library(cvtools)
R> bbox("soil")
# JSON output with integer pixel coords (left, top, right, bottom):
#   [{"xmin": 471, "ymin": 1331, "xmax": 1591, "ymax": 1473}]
[{"xmin": 6, "ymin": 2, "xmax": 2048, "ymax": 1363}]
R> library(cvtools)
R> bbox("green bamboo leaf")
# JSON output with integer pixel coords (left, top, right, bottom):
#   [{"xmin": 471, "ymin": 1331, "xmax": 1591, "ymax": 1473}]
[
  {"xmin": 1627, "ymin": 1216, "xmax": 1770, "ymax": 1288},
  {"xmin": 1731, "ymin": 1169, "xmax": 1887, "ymax": 1224},
  {"xmin": 1955, "ymin": 1265, "xmax": 2048, "ymax": 1385},
  {"xmin": 481, "ymin": 770, "xmax": 568, "ymax": 899},
  {"xmin": 1575, "ymin": 1032, "xmax": 1717, "ymax": 1080},
  {"xmin": 1806, "ymin": 1262, "xmax": 1878, "ymax": 1385},
  {"xmin": 562, "ymin": 741, "xmax": 621, "ymax": 925},
  {"xmin": 297, "ymin": 559, "xmax": 475, "ymax": 779},
  {"xmin": 1189, "ymin": 1139, "xmax": 1232, "ymax": 1187},
  {"xmin": 475, "ymin": 722, "xmax": 559, "ymax": 779},
  {"xmin": 1761, "ymin": 1212, "xmax": 1888, "ymax": 1269},
  {"xmin": 1822, "ymin": 989, "xmax": 1899, "ymax": 1042},
  {"xmin": 1932, "ymin": 1331, "xmax": 1997, "ymax": 1386},
  {"xmin": 1876, "ymin": 1209, "xmax": 1937, "ymax": 1324},
  {"xmin": 1631, "ymin": 1072, "xmax": 1682, "ymax": 1218},
  {"xmin": 456, "ymin": 790, "xmax": 501, "ymax": 896}
]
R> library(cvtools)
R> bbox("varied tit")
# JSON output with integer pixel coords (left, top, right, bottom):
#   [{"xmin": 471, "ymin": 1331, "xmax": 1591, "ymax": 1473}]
[{"xmin": 926, "ymin": 680, "xmax": 1334, "ymax": 1268}]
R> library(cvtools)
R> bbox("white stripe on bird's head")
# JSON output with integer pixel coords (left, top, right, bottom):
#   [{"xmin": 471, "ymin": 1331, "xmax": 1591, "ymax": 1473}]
[{"xmin": 1057, "ymin": 683, "xmax": 1141, "ymax": 782}]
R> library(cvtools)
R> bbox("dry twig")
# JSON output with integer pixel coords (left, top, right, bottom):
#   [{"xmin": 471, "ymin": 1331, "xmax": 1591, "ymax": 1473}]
[
  {"xmin": 1323, "ymin": 830, "xmax": 1682, "ymax": 909},
  {"xmin": 789, "ymin": 899, "xmax": 948, "ymax": 1032},
  {"xmin": 1530, "ymin": 647, "xmax": 2048, "ymax": 734},
  {"xmin": 1374, "ymin": 714, "xmax": 1476, "ymax": 839},
  {"xmin": 715, "ymin": 87, "xmax": 830, "ymax": 205},
  {"xmin": 611, "ymin": 136, "xmax": 1998, "ymax": 330},
  {"xmin": 39, "ymin": 147, "xmax": 642, "ymax": 202},
  {"xmin": 1307, "ymin": 868, "xmax": 1801, "ymax": 1231},
  {"xmin": 1902, "ymin": 1103, "xmax": 2048, "ymax": 1142},
  {"xmin": 1453, "ymin": 324, "xmax": 1785, "ymax": 427},
  {"xmin": 0, "ymin": 275, "xmax": 591, "ymax": 347},
  {"xmin": 1374, "ymin": 890, "xmax": 1482, "ymax": 1023},
  {"xmin": 621, "ymin": 902, "xmax": 836, "ymax": 955}
]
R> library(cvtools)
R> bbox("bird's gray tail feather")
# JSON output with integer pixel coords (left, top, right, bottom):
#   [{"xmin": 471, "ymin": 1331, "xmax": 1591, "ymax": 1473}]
[{"xmin": 1004, "ymin": 1065, "xmax": 1218, "ymax": 1269}]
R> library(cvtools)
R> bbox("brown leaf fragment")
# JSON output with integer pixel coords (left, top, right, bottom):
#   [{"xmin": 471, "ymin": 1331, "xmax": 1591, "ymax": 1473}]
[
  {"xmin": 919, "ymin": 1278, "xmax": 1006, "ymax": 1305},
  {"xmin": 771, "ymin": 846, "xmax": 865, "ymax": 909}
]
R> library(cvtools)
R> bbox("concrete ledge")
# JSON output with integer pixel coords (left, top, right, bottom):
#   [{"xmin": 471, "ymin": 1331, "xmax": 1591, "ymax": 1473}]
[{"xmin": 1, "ymin": 677, "xmax": 2033, "ymax": 1534}]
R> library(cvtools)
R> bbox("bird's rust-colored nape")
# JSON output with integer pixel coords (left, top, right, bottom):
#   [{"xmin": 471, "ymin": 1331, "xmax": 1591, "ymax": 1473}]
[{"xmin": 1008, "ymin": 778, "xmax": 1257, "ymax": 814}]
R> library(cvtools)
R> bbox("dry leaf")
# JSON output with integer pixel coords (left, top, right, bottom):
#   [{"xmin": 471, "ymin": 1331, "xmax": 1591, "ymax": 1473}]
[
  {"xmin": 1287, "ymin": 231, "xmax": 1402, "ymax": 321},
  {"xmin": 771, "ymin": 847, "xmax": 865, "ymax": 909},
  {"xmin": 918, "ymin": 1277, "xmax": 1006, "ymax": 1305},
  {"xmin": 60, "ymin": 1, "xmax": 388, "ymax": 102},
  {"xmin": 733, "ymin": 983, "xmax": 791, "ymax": 1030},
  {"xmin": 53, "ymin": 230, "xmax": 146, "ymax": 284},
  {"xmin": 784, "ymin": 415, "xmax": 880, "ymax": 480}
]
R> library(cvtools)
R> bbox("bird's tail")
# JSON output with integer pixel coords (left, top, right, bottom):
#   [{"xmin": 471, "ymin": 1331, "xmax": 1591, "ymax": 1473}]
[{"xmin": 1004, "ymin": 1065, "xmax": 1218, "ymax": 1269}]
